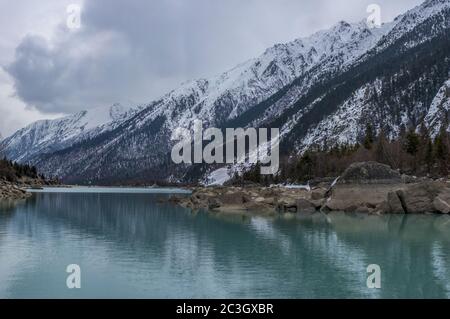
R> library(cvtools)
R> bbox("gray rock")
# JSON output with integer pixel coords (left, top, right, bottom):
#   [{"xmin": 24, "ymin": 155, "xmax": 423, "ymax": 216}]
[
  {"xmin": 355, "ymin": 206, "xmax": 370, "ymax": 214},
  {"xmin": 311, "ymin": 188, "xmax": 327, "ymax": 200},
  {"xmin": 296, "ymin": 199, "xmax": 317, "ymax": 214},
  {"xmin": 433, "ymin": 197, "xmax": 450, "ymax": 214},
  {"xmin": 310, "ymin": 198, "xmax": 326, "ymax": 209},
  {"xmin": 309, "ymin": 177, "xmax": 337, "ymax": 188},
  {"xmin": 375, "ymin": 201, "xmax": 390, "ymax": 214},
  {"xmin": 338, "ymin": 162, "xmax": 402, "ymax": 184},
  {"xmin": 401, "ymin": 174, "xmax": 417, "ymax": 184},
  {"xmin": 208, "ymin": 198, "xmax": 222, "ymax": 210},
  {"xmin": 324, "ymin": 183, "xmax": 396, "ymax": 212},
  {"xmin": 277, "ymin": 199, "xmax": 298, "ymax": 213},
  {"xmin": 387, "ymin": 191, "xmax": 406, "ymax": 214},
  {"xmin": 397, "ymin": 181, "xmax": 442, "ymax": 214}
]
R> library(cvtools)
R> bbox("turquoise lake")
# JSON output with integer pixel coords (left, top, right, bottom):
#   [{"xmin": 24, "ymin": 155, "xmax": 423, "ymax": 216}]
[{"xmin": 0, "ymin": 187, "xmax": 450, "ymax": 298}]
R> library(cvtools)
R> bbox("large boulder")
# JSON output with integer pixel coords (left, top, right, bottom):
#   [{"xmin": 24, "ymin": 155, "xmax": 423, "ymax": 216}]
[
  {"xmin": 325, "ymin": 184, "xmax": 399, "ymax": 212},
  {"xmin": 433, "ymin": 197, "xmax": 450, "ymax": 214},
  {"xmin": 296, "ymin": 199, "xmax": 317, "ymax": 214},
  {"xmin": 338, "ymin": 162, "xmax": 402, "ymax": 184},
  {"xmin": 311, "ymin": 188, "xmax": 327, "ymax": 200},
  {"xmin": 373, "ymin": 182, "xmax": 450, "ymax": 214},
  {"xmin": 396, "ymin": 181, "xmax": 445, "ymax": 214},
  {"xmin": 386, "ymin": 191, "xmax": 406, "ymax": 214},
  {"xmin": 433, "ymin": 187, "xmax": 450, "ymax": 214},
  {"xmin": 276, "ymin": 198, "xmax": 297, "ymax": 213}
]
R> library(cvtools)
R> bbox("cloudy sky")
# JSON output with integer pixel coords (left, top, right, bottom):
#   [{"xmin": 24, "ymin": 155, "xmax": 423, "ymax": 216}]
[{"xmin": 0, "ymin": 0, "xmax": 423, "ymax": 137}]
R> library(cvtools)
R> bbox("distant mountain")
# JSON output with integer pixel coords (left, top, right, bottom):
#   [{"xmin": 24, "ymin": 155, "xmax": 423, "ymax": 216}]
[
  {"xmin": 2, "ymin": 0, "xmax": 450, "ymax": 185},
  {"xmin": 0, "ymin": 103, "xmax": 140, "ymax": 163}
]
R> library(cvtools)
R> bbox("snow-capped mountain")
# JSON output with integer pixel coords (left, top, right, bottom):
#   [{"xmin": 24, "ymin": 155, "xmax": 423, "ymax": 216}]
[
  {"xmin": 2, "ymin": 0, "xmax": 450, "ymax": 184},
  {"xmin": 279, "ymin": 0, "xmax": 450, "ymax": 152},
  {"xmin": 0, "ymin": 103, "xmax": 139, "ymax": 162}
]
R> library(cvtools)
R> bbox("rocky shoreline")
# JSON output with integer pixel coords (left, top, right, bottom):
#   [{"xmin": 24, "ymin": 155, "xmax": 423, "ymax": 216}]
[
  {"xmin": 0, "ymin": 177, "xmax": 57, "ymax": 201},
  {"xmin": 172, "ymin": 162, "xmax": 450, "ymax": 215},
  {"xmin": 0, "ymin": 180, "xmax": 31, "ymax": 200}
]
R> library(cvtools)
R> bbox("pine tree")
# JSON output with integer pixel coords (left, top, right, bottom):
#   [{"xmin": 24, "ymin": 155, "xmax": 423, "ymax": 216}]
[
  {"xmin": 425, "ymin": 139, "xmax": 434, "ymax": 174},
  {"xmin": 434, "ymin": 126, "xmax": 449, "ymax": 175},
  {"xmin": 417, "ymin": 123, "xmax": 433, "ymax": 174},
  {"xmin": 363, "ymin": 123, "xmax": 375, "ymax": 150},
  {"xmin": 404, "ymin": 130, "xmax": 420, "ymax": 156},
  {"xmin": 435, "ymin": 129, "xmax": 448, "ymax": 160},
  {"xmin": 375, "ymin": 128, "xmax": 390, "ymax": 165}
]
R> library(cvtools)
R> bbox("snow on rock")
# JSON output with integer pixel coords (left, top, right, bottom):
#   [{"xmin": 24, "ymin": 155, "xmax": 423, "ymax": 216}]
[
  {"xmin": 296, "ymin": 83, "xmax": 374, "ymax": 152},
  {"xmin": 283, "ymin": 184, "xmax": 311, "ymax": 191},
  {"xmin": 203, "ymin": 167, "xmax": 233, "ymax": 186},
  {"xmin": 374, "ymin": 0, "xmax": 450, "ymax": 52},
  {"xmin": 425, "ymin": 79, "xmax": 450, "ymax": 137}
]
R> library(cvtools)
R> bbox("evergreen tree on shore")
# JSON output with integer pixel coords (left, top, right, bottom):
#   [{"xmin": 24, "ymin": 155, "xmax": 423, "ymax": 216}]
[
  {"xmin": 234, "ymin": 121, "xmax": 450, "ymax": 184},
  {"xmin": 0, "ymin": 157, "xmax": 40, "ymax": 182},
  {"xmin": 434, "ymin": 126, "xmax": 449, "ymax": 175},
  {"xmin": 363, "ymin": 123, "xmax": 375, "ymax": 150}
]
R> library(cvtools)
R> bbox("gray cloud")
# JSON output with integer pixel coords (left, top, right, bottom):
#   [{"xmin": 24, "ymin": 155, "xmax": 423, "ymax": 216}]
[{"xmin": 4, "ymin": 0, "xmax": 423, "ymax": 114}]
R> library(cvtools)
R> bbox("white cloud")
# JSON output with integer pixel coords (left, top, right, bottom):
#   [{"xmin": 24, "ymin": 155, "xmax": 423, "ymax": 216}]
[{"xmin": 0, "ymin": 69, "xmax": 62, "ymax": 137}]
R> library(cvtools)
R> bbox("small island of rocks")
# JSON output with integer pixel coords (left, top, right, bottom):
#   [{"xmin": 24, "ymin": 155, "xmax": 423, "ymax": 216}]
[{"xmin": 170, "ymin": 162, "xmax": 450, "ymax": 215}]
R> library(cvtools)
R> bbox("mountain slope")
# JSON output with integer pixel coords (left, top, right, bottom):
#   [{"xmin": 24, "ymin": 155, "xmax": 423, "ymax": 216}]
[
  {"xmin": 0, "ymin": 103, "xmax": 139, "ymax": 162},
  {"xmin": 281, "ymin": 13, "xmax": 450, "ymax": 152},
  {"xmin": 2, "ymin": 0, "xmax": 450, "ymax": 184},
  {"xmin": 3, "ymin": 10, "xmax": 393, "ymax": 183},
  {"xmin": 3, "ymin": 11, "xmax": 395, "ymax": 140}
]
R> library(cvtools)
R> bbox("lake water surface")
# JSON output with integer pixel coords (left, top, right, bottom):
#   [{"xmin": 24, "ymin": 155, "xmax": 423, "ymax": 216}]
[{"xmin": 1, "ymin": 187, "xmax": 450, "ymax": 298}]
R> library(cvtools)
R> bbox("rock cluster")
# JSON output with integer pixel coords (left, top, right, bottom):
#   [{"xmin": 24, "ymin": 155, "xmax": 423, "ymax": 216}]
[
  {"xmin": 174, "ymin": 186, "xmax": 320, "ymax": 214},
  {"xmin": 174, "ymin": 162, "xmax": 450, "ymax": 215},
  {"xmin": 338, "ymin": 161, "xmax": 403, "ymax": 184},
  {"xmin": 384, "ymin": 181, "xmax": 450, "ymax": 214},
  {"xmin": 325, "ymin": 181, "xmax": 450, "ymax": 214},
  {"xmin": 0, "ymin": 180, "xmax": 31, "ymax": 200}
]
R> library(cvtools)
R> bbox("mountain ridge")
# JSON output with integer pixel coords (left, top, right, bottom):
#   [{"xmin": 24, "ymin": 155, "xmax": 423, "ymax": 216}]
[{"xmin": 2, "ymin": 0, "xmax": 450, "ymax": 185}]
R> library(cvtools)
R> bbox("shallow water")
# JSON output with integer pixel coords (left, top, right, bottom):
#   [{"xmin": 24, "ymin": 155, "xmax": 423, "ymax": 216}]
[{"xmin": 1, "ymin": 188, "xmax": 450, "ymax": 298}]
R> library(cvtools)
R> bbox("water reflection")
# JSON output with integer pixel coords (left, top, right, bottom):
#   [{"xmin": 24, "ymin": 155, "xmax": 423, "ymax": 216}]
[{"xmin": 0, "ymin": 191, "xmax": 450, "ymax": 298}]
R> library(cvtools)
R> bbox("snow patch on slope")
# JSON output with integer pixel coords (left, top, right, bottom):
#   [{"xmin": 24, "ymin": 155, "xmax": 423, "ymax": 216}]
[
  {"xmin": 297, "ymin": 85, "xmax": 372, "ymax": 151},
  {"xmin": 425, "ymin": 79, "xmax": 450, "ymax": 137},
  {"xmin": 203, "ymin": 167, "xmax": 232, "ymax": 186}
]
